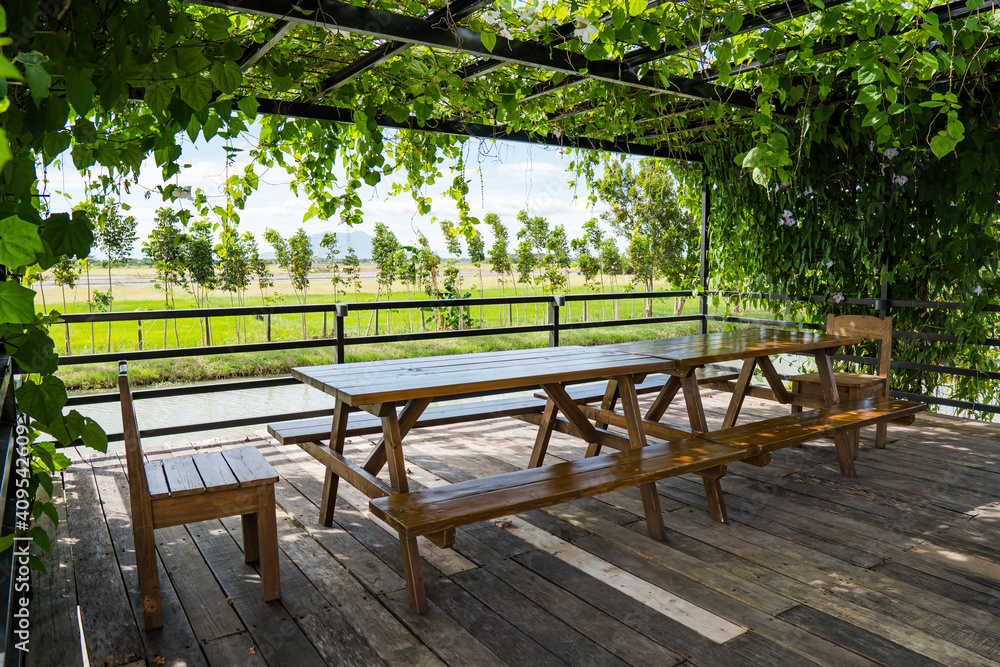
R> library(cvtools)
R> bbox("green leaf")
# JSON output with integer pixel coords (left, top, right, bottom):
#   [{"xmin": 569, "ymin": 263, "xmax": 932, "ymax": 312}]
[
  {"xmin": 0, "ymin": 216, "xmax": 43, "ymax": 268},
  {"xmin": 210, "ymin": 61, "xmax": 242, "ymax": 94},
  {"xmin": 201, "ymin": 13, "xmax": 232, "ymax": 40},
  {"xmin": 79, "ymin": 417, "xmax": 108, "ymax": 453},
  {"xmin": 64, "ymin": 67, "xmax": 96, "ymax": 116},
  {"xmin": 236, "ymin": 95, "xmax": 258, "ymax": 118},
  {"xmin": 22, "ymin": 62, "xmax": 50, "ymax": 105},
  {"xmin": 178, "ymin": 75, "xmax": 212, "ymax": 111},
  {"xmin": 15, "ymin": 376, "xmax": 68, "ymax": 425},
  {"xmin": 175, "ymin": 46, "xmax": 209, "ymax": 74},
  {"xmin": 0, "ymin": 128, "xmax": 9, "ymax": 172},
  {"xmin": 741, "ymin": 146, "xmax": 764, "ymax": 168},
  {"xmin": 628, "ymin": 0, "xmax": 646, "ymax": 15},
  {"xmin": 0, "ymin": 56, "xmax": 22, "ymax": 81},
  {"xmin": 9, "ymin": 327, "xmax": 58, "ymax": 374},
  {"xmin": 144, "ymin": 82, "xmax": 173, "ymax": 115},
  {"xmin": 481, "ymin": 30, "xmax": 497, "ymax": 52},
  {"xmin": 930, "ymin": 130, "xmax": 957, "ymax": 158},
  {"xmin": 27, "ymin": 526, "xmax": 51, "ymax": 555}
]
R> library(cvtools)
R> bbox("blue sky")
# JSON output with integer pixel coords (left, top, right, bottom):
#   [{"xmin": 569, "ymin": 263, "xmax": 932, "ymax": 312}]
[{"xmin": 48, "ymin": 126, "xmax": 638, "ymax": 256}]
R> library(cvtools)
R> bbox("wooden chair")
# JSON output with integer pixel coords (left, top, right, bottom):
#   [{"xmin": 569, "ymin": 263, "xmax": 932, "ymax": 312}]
[
  {"xmin": 118, "ymin": 361, "xmax": 280, "ymax": 630},
  {"xmin": 789, "ymin": 315, "xmax": 893, "ymax": 453}
]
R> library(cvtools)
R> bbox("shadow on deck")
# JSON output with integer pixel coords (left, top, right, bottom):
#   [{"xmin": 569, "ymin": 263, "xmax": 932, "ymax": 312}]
[{"xmin": 29, "ymin": 391, "xmax": 1000, "ymax": 667}]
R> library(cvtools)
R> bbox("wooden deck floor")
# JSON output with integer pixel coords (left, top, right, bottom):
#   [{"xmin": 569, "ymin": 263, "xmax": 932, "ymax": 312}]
[{"xmin": 30, "ymin": 390, "xmax": 1000, "ymax": 667}]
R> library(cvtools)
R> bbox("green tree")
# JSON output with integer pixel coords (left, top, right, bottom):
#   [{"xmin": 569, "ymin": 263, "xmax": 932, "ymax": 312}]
[
  {"xmin": 219, "ymin": 231, "xmax": 253, "ymax": 343},
  {"xmin": 320, "ymin": 232, "xmax": 345, "ymax": 302},
  {"xmin": 596, "ymin": 159, "xmax": 698, "ymax": 316},
  {"xmin": 93, "ymin": 200, "xmax": 139, "ymax": 350},
  {"xmin": 247, "ymin": 235, "xmax": 273, "ymax": 305},
  {"xmin": 599, "ymin": 238, "xmax": 624, "ymax": 320},
  {"xmin": 51, "ymin": 256, "xmax": 80, "ymax": 354},
  {"xmin": 265, "ymin": 227, "xmax": 314, "ymax": 338},
  {"xmin": 485, "ymin": 213, "xmax": 514, "ymax": 325},
  {"xmin": 143, "ymin": 208, "xmax": 186, "ymax": 347},
  {"xmin": 181, "ymin": 220, "xmax": 217, "ymax": 345},
  {"xmin": 370, "ymin": 222, "xmax": 400, "ymax": 334},
  {"xmin": 341, "ymin": 246, "xmax": 362, "ymax": 334}
]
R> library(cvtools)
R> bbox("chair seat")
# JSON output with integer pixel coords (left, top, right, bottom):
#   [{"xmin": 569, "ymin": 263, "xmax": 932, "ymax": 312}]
[
  {"xmin": 789, "ymin": 371, "xmax": 885, "ymax": 389},
  {"xmin": 144, "ymin": 447, "xmax": 278, "ymax": 500}
]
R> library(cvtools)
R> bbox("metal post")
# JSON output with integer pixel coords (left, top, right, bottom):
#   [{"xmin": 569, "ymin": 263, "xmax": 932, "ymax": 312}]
[
  {"xmin": 549, "ymin": 295, "xmax": 565, "ymax": 347},
  {"xmin": 334, "ymin": 303, "xmax": 348, "ymax": 364},
  {"xmin": 699, "ymin": 163, "xmax": 711, "ymax": 335}
]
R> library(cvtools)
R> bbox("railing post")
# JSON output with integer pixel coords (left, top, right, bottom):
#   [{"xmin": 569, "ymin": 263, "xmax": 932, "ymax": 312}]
[
  {"xmin": 334, "ymin": 303, "xmax": 348, "ymax": 364},
  {"xmin": 205, "ymin": 316, "xmax": 212, "ymax": 346},
  {"xmin": 137, "ymin": 320, "xmax": 143, "ymax": 351},
  {"xmin": 266, "ymin": 313, "xmax": 271, "ymax": 342},
  {"xmin": 699, "ymin": 163, "xmax": 711, "ymax": 334},
  {"xmin": 549, "ymin": 295, "xmax": 565, "ymax": 347}
]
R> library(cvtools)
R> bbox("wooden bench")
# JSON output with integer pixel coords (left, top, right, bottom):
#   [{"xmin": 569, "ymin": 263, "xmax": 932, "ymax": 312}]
[
  {"xmin": 120, "ymin": 362, "xmax": 280, "ymax": 630},
  {"xmin": 267, "ymin": 395, "xmax": 547, "ymax": 445},
  {"xmin": 368, "ymin": 395, "xmax": 924, "ymax": 612}
]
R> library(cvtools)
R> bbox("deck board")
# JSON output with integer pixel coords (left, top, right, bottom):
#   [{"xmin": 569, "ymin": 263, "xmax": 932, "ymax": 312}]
[{"xmin": 32, "ymin": 390, "xmax": 1000, "ymax": 666}]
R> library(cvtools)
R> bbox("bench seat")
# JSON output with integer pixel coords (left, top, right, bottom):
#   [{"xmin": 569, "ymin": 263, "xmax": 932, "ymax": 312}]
[
  {"xmin": 368, "ymin": 396, "xmax": 925, "ymax": 539},
  {"xmin": 268, "ymin": 395, "xmax": 547, "ymax": 445},
  {"xmin": 369, "ymin": 436, "xmax": 745, "ymax": 537},
  {"xmin": 534, "ymin": 366, "xmax": 740, "ymax": 405}
]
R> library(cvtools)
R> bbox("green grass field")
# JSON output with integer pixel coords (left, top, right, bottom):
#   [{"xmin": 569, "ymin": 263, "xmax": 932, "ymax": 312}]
[{"xmin": 43, "ymin": 266, "xmax": 772, "ymax": 391}]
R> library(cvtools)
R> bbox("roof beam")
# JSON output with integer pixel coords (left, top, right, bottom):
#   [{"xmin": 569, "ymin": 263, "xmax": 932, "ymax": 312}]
[
  {"xmin": 306, "ymin": 0, "xmax": 489, "ymax": 101},
  {"xmin": 517, "ymin": 0, "xmax": 853, "ymax": 103},
  {"xmin": 238, "ymin": 19, "xmax": 295, "ymax": 70},
  {"xmin": 190, "ymin": 0, "xmax": 762, "ymax": 113}
]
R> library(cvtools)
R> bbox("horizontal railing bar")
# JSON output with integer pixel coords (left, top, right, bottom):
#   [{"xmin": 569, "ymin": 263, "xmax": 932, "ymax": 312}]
[
  {"xmin": 564, "ymin": 290, "xmax": 691, "ymax": 302},
  {"xmin": 705, "ymin": 315, "xmax": 825, "ymax": 330},
  {"xmin": 889, "ymin": 390, "xmax": 1000, "ymax": 414},
  {"xmin": 707, "ymin": 290, "xmax": 877, "ymax": 307},
  {"xmin": 561, "ymin": 314, "xmax": 703, "ymax": 331},
  {"xmin": 65, "ymin": 376, "xmax": 302, "ymax": 406},
  {"xmin": 893, "ymin": 330, "xmax": 1000, "ymax": 346}
]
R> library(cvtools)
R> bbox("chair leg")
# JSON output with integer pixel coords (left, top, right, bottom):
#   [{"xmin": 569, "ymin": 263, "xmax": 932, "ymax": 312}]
[
  {"xmin": 319, "ymin": 467, "xmax": 338, "ymax": 527},
  {"xmin": 134, "ymin": 522, "xmax": 163, "ymax": 630},
  {"xmin": 399, "ymin": 532, "xmax": 427, "ymax": 613},
  {"xmin": 257, "ymin": 485, "xmax": 281, "ymax": 601},
  {"xmin": 242, "ymin": 513, "xmax": 260, "ymax": 563}
]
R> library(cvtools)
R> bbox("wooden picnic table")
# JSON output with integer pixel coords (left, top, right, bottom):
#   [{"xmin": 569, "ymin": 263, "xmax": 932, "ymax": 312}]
[{"xmin": 284, "ymin": 330, "xmax": 925, "ymax": 614}]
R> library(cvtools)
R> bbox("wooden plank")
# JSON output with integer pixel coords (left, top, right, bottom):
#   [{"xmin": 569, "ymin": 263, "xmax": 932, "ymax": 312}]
[
  {"xmin": 162, "ymin": 456, "xmax": 206, "ymax": 497},
  {"xmin": 300, "ymin": 440, "xmax": 393, "ymax": 499},
  {"xmin": 63, "ymin": 463, "xmax": 145, "ymax": 666},
  {"xmin": 27, "ymin": 477, "xmax": 83, "ymax": 667},
  {"xmin": 369, "ymin": 436, "xmax": 746, "ymax": 537},
  {"xmin": 144, "ymin": 459, "xmax": 170, "ymax": 499},
  {"xmin": 191, "ymin": 451, "xmax": 239, "ymax": 491},
  {"xmin": 220, "ymin": 446, "xmax": 278, "ymax": 486},
  {"xmin": 186, "ymin": 519, "xmax": 326, "ymax": 667},
  {"xmin": 92, "ymin": 452, "xmax": 207, "ymax": 666}
]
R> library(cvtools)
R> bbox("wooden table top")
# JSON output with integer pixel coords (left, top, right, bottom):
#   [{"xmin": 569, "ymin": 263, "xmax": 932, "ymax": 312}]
[
  {"xmin": 293, "ymin": 345, "xmax": 680, "ymax": 405},
  {"xmin": 605, "ymin": 328, "xmax": 861, "ymax": 366}
]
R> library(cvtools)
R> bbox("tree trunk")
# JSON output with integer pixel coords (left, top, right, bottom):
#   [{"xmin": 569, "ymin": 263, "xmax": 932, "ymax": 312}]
[
  {"xmin": 106, "ymin": 262, "xmax": 113, "ymax": 352},
  {"xmin": 61, "ymin": 285, "xmax": 70, "ymax": 355},
  {"xmin": 674, "ymin": 296, "xmax": 687, "ymax": 316}
]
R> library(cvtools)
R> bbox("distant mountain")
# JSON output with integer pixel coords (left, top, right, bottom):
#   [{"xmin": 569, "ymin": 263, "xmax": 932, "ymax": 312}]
[{"xmin": 261, "ymin": 230, "xmax": 374, "ymax": 262}]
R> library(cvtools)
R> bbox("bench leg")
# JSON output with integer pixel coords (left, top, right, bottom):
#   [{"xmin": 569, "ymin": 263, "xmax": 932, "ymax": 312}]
[
  {"xmin": 135, "ymin": 520, "xmax": 163, "ymax": 630},
  {"xmin": 699, "ymin": 466, "xmax": 728, "ymax": 523},
  {"xmin": 320, "ymin": 467, "xmax": 338, "ymax": 527},
  {"xmin": 815, "ymin": 350, "xmax": 857, "ymax": 477},
  {"xmin": 875, "ymin": 421, "xmax": 888, "ymax": 448},
  {"xmin": 258, "ymin": 485, "xmax": 281, "ymax": 601},
  {"xmin": 790, "ymin": 380, "xmax": 803, "ymax": 414},
  {"xmin": 426, "ymin": 528, "xmax": 456, "ymax": 549},
  {"xmin": 242, "ymin": 512, "xmax": 260, "ymax": 563},
  {"xmin": 529, "ymin": 400, "xmax": 559, "ymax": 467},
  {"xmin": 616, "ymin": 375, "xmax": 667, "ymax": 542},
  {"xmin": 645, "ymin": 375, "xmax": 681, "ymax": 423},
  {"xmin": 399, "ymin": 532, "xmax": 427, "ymax": 613}
]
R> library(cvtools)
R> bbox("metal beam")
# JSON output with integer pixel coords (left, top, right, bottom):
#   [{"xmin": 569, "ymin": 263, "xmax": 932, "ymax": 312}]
[
  {"xmin": 238, "ymin": 19, "xmax": 295, "ymax": 70},
  {"xmin": 517, "ymin": 0, "xmax": 852, "ymax": 104},
  {"xmin": 307, "ymin": 0, "xmax": 489, "ymax": 101},
  {"xmin": 190, "ymin": 0, "xmax": 761, "ymax": 113},
  {"xmin": 127, "ymin": 86, "xmax": 700, "ymax": 160}
]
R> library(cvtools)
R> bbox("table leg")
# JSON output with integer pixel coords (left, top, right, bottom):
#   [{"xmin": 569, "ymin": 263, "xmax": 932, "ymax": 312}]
[
  {"xmin": 616, "ymin": 375, "xmax": 667, "ymax": 542},
  {"xmin": 722, "ymin": 358, "xmax": 757, "ymax": 429},
  {"xmin": 540, "ymin": 383, "xmax": 601, "ymax": 450},
  {"xmin": 362, "ymin": 397, "xmax": 432, "ymax": 476},
  {"xmin": 529, "ymin": 399, "xmax": 559, "ymax": 467},
  {"xmin": 680, "ymin": 369, "xmax": 708, "ymax": 433},
  {"xmin": 593, "ymin": 379, "xmax": 619, "ymax": 435},
  {"xmin": 815, "ymin": 349, "xmax": 856, "ymax": 477},
  {"xmin": 645, "ymin": 375, "xmax": 682, "ymax": 422},
  {"xmin": 319, "ymin": 400, "xmax": 350, "ymax": 526}
]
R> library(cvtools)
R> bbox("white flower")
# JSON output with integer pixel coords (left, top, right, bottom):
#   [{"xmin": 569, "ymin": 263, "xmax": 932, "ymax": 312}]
[
  {"xmin": 481, "ymin": 9, "xmax": 501, "ymax": 25},
  {"xmin": 573, "ymin": 17, "xmax": 599, "ymax": 44},
  {"xmin": 553, "ymin": 127, "xmax": 564, "ymax": 139},
  {"xmin": 825, "ymin": 260, "xmax": 834, "ymax": 268},
  {"xmin": 974, "ymin": 285, "xmax": 983, "ymax": 295},
  {"xmin": 526, "ymin": 18, "xmax": 546, "ymax": 32},
  {"xmin": 892, "ymin": 174, "xmax": 909, "ymax": 186},
  {"xmin": 803, "ymin": 186, "xmax": 814, "ymax": 195},
  {"xmin": 832, "ymin": 292, "xmax": 844, "ymax": 304},
  {"xmin": 884, "ymin": 147, "xmax": 899, "ymax": 159}
]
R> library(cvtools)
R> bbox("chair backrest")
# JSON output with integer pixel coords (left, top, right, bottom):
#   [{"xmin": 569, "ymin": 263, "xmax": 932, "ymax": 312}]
[
  {"xmin": 118, "ymin": 361, "xmax": 150, "ymax": 501},
  {"xmin": 825, "ymin": 315, "xmax": 892, "ymax": 379}
]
